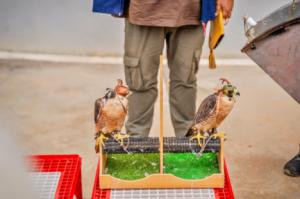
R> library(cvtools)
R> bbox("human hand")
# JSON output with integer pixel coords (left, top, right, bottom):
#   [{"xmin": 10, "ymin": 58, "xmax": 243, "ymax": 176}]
[{"xmin": 216, "ymin": 0, "xmax": 234, "ymax": 24}]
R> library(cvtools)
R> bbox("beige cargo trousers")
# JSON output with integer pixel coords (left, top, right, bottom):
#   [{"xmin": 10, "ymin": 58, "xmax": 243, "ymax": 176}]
[{"xmin": 124, "ymin": 20, "xmax": 205, "ymax": 137}]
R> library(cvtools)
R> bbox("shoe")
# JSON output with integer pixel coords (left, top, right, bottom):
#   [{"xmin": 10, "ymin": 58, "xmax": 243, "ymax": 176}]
[{"xmin": 284, "ymin": 148, "xmax": 300, "ymax": 177}]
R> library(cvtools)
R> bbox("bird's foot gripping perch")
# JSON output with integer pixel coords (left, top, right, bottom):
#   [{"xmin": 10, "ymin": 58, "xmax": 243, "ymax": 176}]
[
  {"xmin": 95, "ymin": 131, "xmax": 108, "ymax": 153},
  {"xmin": 211, "ymin": 131, "xmax": 226, "ymax": 140},
  {"xmin": 113, "ymin": 132, "xmax": 130, "ymax": 147},
  {"xmin": 190, "ymin": 130, "xmax": 207, "ymax": 148}
]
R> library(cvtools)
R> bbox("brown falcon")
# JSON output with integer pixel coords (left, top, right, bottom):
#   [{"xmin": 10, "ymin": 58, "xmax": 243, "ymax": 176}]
[
  {"xmin": 186, "ymin": 78, "xmax": 240, "ymax": 147},
  {"xmin": 94, "ymin": 79, "xmax": 129, "ymax": 153}
]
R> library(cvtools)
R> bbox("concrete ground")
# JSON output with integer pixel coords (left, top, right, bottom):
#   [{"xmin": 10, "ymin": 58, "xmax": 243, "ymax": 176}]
[{"xmin": 0, "ymin": 59, "xmax": 299, "ymax": 199}]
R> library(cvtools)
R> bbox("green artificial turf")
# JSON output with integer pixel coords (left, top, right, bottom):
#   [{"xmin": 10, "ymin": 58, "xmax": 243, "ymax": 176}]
[
  {"xmin": 164, "ymin": 152, "xmax": 220, "ymax": 179},
  {"xmin": 105, "ymin": 153, "xmax": 160, "ymax": 180},
  {"xmin": 105, "ymin": 152, "xmax": 219, "ymax": 180}
]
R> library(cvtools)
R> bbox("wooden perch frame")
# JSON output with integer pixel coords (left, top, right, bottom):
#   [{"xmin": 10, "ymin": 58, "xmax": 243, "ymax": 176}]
[{"xmin": 98, "ymin": 55, "xmax": 225, "ymax": 189}]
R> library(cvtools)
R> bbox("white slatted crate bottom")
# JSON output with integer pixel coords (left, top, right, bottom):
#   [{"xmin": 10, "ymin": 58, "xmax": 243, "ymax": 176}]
[
  {"xmin": 29, "ymin": 172, "xmax": 61, "ymax": 199},
  {"xmin": 110, "ymin": 188, "xmax": 216, "ymax": 199}
]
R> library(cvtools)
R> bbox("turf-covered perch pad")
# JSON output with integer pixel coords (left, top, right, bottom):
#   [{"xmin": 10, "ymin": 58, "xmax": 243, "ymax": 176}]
[
  {"xmin": 105, "ymin": 152, "xmax": 220, "ymax": 180},
  {"xmin": 105, "ymin": 153, "xmax": 160, "ymax": 180},
  {"xmin": 164, "ymin": 152, "xmax": 220, "ymax": 179}
]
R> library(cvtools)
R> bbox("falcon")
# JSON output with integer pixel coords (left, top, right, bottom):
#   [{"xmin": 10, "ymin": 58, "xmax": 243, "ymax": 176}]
[
  {"xmin": 94, "ymin": 79, "xmax": 130, "ymax": 153},
  {"xmin": 186, "ymin": 78, "xmax": 240, "ymax": 147}
]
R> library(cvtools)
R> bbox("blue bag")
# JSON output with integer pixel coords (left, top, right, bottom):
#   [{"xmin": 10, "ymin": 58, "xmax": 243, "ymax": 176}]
[{"xmin": 92, "ymin": 0, "xmax": 126, "ymax": 16}]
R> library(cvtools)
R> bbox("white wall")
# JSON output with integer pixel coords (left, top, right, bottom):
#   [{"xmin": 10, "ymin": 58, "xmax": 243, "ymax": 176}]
[{"xmin": 0, "ymin": 0, "xmax": 291, "ymax": 57}]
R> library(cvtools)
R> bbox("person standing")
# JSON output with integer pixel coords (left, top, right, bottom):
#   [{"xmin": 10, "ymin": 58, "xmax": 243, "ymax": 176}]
[{"xmin": 124, "ymin": 0, "xmax": 234, "ymax": 137}]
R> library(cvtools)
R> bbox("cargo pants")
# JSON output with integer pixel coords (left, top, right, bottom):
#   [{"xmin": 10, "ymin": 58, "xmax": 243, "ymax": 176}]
[{"xmin": 124, "ymin": 19, "xmax": 204, "ymax": 137}]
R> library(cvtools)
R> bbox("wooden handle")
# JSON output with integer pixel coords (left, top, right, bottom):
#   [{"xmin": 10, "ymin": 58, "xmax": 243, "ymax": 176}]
[{"xmin": 159, "ymin": 55, "xmax": 164, "ymax": 174}]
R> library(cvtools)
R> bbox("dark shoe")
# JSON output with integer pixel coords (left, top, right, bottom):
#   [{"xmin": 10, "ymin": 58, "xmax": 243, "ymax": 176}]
[{"xmin": 284, "ymin": 150, "xmax": 300, "ymax": 177}]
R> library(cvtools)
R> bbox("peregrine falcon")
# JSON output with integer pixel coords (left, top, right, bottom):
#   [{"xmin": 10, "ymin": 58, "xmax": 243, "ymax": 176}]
[
  {"xmin": 186, "ymin": 78, "xmax": 240, "ymax": 147},
  {"xmin": 94, "ymin": 79, "xmax": 129, "ymax": 153}
]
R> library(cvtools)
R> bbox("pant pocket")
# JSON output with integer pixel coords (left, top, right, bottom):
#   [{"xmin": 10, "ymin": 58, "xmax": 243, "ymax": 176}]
[
  {"xmin": 124, "ymin": 56, "xmax": 144, "ymax": 90},
  {"xmin": 188, "ymin": 49, "xmax": 202, "ymax": 83}
]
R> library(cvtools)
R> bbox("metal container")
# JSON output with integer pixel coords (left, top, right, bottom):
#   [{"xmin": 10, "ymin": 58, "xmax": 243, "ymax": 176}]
[{"xmin": 242, "ymin": 0, "xmax": 300, "ymax": 103}]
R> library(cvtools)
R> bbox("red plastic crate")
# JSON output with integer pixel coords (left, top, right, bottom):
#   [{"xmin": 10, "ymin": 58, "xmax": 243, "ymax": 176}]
[
  {"xmin": 29, "ymin": 154, "xmax": 82, "ymax": 199},
  {"xmin": 91, "ymin": 160, "xmax": 234, "ymax": 199},
  {"xmin": 214, "ymin": 162, "xmax": 235, "ymax": 199},
  {"xmin": 91, "ymin": 159, "xmax": 110, "ymax": 199}
]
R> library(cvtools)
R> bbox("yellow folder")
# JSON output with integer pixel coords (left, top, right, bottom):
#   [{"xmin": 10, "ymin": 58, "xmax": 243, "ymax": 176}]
[{"xmin": 209, "ymin": 12, "xmax": 225, "ymax": 69}]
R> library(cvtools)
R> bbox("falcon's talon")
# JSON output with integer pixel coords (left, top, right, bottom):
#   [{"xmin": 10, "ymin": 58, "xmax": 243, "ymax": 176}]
[
  {"xmin": 113, "ymin": 133, "xmax": 130, "ymax": 146},
  {"xmin": 212, "ymin": 131, "xmax": 226, "ymax": 140},
  {"xmin": 95, "ymin": 133, "xmax": 108, "ymax": 147},
  {"xmin": 94, "ymin": 132, "xmax": 101, "ymax": 140},
  {"xmin": 190, "ymin": 133, "xmax": 206, "ymax": 148}
]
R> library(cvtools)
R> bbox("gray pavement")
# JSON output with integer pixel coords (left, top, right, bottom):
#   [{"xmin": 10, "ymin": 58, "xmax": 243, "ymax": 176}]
[{"xmin": 0, "ymin": 59, "xmax": 299, "ymax": 198}]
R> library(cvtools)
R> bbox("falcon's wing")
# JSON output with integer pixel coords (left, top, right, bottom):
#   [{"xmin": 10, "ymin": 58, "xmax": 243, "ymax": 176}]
[
  {"xmin": 194, "ymin": 93, "xmax": 218, "ymax": 124},
  {"xmin": 94, "ymin": 98, "xmax": 104, "ymax": 123}
]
